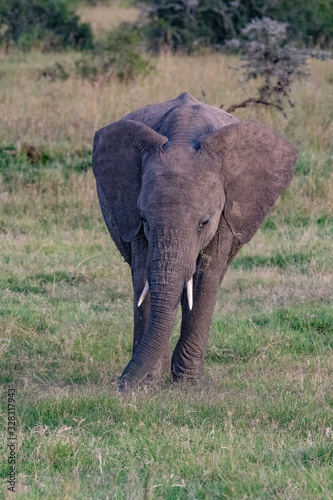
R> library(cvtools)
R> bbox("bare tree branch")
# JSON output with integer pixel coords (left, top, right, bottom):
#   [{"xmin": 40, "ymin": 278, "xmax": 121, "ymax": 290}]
[{"xmin": 224, "ymin": 98, "xmax": 287, "ymax": 118}]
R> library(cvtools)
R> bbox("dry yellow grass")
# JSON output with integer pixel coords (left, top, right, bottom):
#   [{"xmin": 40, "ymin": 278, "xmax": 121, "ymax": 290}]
[
  {"xmin": 77, "ymin": 0, "xmax": 140, "ymax": 34},
  {"xmin": 0, "ymin": 52, "xmax": 332, "ymax": 152}
]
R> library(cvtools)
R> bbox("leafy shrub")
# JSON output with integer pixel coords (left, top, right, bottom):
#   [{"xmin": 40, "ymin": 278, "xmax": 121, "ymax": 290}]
[
  {"xmin": 0, "ymin": 0, "xmax": 93, "ymax": 51},
  {"xmin": 139, "ymin": 0, "xmax": 333, "ymax": 53},
  {"xmin": 141, "ymin": 0, "xmax": 245, "ymax": 53},
  {"xmin": 41, "ymin": 25, "xmax": 152, "ymax": 83},
  {"xmin": 98, "ymin": 25, "xmax": 152, "ymax": 81},
  {"xmin": 261, "ymin": 0, "xmax": 333, "ymax": 48},
  {"xmin": 76, "ymin": 23, "xmax": 151, "ymax": 82},
  {"xmin": 75, "ymin": 25, "xmax": 152, "ymax": 82},
  {"xmin": 75, "ymin": 48, "xmax": 151, "ymax": 83}
]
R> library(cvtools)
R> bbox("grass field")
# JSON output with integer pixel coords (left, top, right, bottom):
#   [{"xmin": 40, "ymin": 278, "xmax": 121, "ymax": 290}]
[{"xmin": 0, "ymin": 1, "xmax": 333, "ymax": 498}]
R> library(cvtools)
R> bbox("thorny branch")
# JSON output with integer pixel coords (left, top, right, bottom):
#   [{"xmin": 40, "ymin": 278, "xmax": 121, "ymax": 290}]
[{"xmin": 224, "ymin": 18, "xmax": 330, "ymax": 117}]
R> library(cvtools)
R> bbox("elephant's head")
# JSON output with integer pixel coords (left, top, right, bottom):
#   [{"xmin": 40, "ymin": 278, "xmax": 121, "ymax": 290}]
[{"xmin": 93, "ymin": 116, "xmax": 298, "ymax": 389}]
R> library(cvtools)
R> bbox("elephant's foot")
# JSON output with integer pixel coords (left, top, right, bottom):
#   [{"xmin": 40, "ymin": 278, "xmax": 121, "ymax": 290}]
[
  {"xmin": 170, "ymin": 365, "xmax": 204, "ymax": 383},
  {"xmin": 171, "ymin": 343, "xmax": 204, "ymax": 383},
  {"xmin": 119, "ymin": 344, "xmax": 172, "ymax": 391}
]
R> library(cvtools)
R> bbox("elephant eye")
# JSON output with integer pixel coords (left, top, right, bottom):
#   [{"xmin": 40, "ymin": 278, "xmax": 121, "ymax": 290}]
[{"xmin": 199, "ymin": 217, "xmax": 209, "ymax": 230}]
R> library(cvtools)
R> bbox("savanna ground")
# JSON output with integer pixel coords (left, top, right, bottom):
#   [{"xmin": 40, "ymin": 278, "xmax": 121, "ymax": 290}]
[{"xmin": 0, "ymin": 1, "xmax": 333, "ymax": 498}]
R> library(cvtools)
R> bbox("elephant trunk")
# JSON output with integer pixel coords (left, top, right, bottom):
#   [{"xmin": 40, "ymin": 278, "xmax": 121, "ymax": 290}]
[{"xmin": 119, "ymin": 230, "xmax": 193, "ymax": 390}]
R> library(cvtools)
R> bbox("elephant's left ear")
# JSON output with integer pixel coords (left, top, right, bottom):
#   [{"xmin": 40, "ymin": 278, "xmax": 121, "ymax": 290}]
[{"xmin": 200, "ymin": 121, "xmax": 298, "ymax": 244}]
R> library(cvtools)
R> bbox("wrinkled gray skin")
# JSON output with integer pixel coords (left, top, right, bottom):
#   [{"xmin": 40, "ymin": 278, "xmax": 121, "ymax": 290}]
[{"xmin": 93, "ymin": 93, "xmax": 298, "ymax": 390}]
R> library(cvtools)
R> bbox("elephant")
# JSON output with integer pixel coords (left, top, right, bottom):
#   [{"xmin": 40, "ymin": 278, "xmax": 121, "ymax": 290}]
[{"xmin": 92, "ymin": 92, "xmax": 298, "ymax": 390}]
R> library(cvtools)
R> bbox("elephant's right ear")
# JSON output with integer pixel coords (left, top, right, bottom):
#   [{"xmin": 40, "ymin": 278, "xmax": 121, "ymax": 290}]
[{"xmin": 93, "ymin": 119, "xmax": 168, "ymax": 242}]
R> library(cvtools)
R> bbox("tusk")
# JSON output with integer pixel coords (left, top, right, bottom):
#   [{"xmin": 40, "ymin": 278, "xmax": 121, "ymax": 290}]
[
  {"xmin": 186, "ymin": 276, "xmax": 193, "ymax": 311},
  {"xmin": 137, "ymin": 280, "xmax": 149, "ymax": 307}
]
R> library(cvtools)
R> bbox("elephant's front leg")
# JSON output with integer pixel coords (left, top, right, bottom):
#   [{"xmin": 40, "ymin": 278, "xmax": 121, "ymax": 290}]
[
  {"xmin": 131, "ymin": 233, "xmax": 172, "ymax": 375},
  {"xmin": 171, "ymin": 271, "xmax": 220, "ymax": 380},
  {"xmin": 171, "ymin": 218, "xmax": 241, "ymax": 381}
]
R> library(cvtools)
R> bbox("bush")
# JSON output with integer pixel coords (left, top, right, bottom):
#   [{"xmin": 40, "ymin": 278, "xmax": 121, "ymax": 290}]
[
  {"xmin": 141, "ymin": 0, "xmax": 245, "ymax": 53},
  {"xmin": 75, "ymin": 25, "xmax": 152, "ymax": 82},
  {"xmin": 41, "ymin": 25, "xmax": 152, "ymax": 83},
  {"xmin": 139, "ymin": 0, "xmax": 333, "ymax": 53},
  {"xmin": 262, "ymin": 0, "xmax": 333, "ymax": 48},
  {"xmin": 225, "ymin": 18, "xmax": 331, "ymax": 116},
  {"xmin": 0, "ymin": 0, "xmax": 93, "ymax": 51}
]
